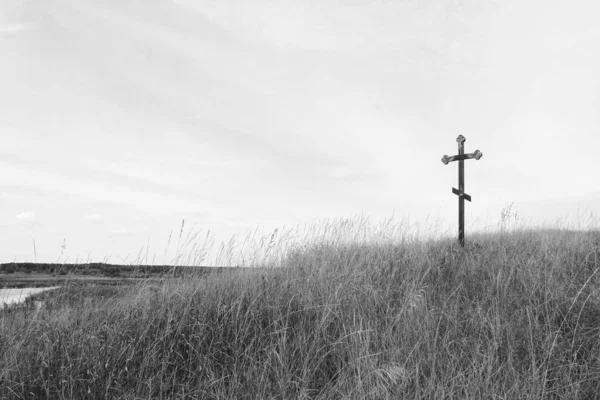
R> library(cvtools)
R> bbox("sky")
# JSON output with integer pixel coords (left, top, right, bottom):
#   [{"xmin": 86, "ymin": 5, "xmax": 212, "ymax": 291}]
[{"xmin": 1, "ymin": 0, "xmax": 599, "ymax": 265}]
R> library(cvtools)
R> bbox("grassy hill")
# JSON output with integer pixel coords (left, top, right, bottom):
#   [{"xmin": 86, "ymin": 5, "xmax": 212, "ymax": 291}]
[{"xmin": 1, "ymin": 227, "xmax": 599, "ymax": 399}]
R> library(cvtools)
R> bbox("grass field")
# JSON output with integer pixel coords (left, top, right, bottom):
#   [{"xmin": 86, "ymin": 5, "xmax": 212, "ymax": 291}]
[{"xmin": 1, "ymin": 220, "xmax": 599, "ymax": 399}]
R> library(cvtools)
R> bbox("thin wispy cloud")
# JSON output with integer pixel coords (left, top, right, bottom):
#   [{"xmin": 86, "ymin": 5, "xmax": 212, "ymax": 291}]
[
  {"xmin": 16, "ymin": 212, "xmax": 35, "ymax": 221},
  {"xmin": 111, "ymin": 227, "xmax": 135, "ymax": 237},
  {"xmin": 83, "ymin": 213, "xmax": 102, "ymax": 222},
  {"xmin": 0, "ymin": 23, "xmax": 37, "ymax": 35}
]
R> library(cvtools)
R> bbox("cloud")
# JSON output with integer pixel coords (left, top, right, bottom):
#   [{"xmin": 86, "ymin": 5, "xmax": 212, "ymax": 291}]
[
  {"xmin": 16, "ymin": 211, "xmax": 35, "ymax": 220},
  {"xmin": 111, "ymin": 227, "xmax": 135, "ymax": 237},
  {"xmin": 83, "ymin": 213, "xmax": 102, "ymax": 222},
  {"xmin": 0, "ymin": 23, "xmax": 37, "ymax": 35}
]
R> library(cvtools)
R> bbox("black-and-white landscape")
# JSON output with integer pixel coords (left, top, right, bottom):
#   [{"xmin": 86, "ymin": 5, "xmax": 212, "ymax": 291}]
[{"xmin": 1, "ymin": 0, "xmax": 599, "ymax": 398}]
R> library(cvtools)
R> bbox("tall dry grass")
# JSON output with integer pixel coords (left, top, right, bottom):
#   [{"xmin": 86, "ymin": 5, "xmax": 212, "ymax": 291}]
[{"xmin": 1, "ymin": 217, "xmax": 600, "ymax": 399}]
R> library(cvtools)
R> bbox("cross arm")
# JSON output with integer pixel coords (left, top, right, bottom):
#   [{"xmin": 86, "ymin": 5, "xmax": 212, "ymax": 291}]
[
  {"xmin": 452, "ymin": 187, "xmax": 472, "ymax": 201},
  {"xmin": 441, "ymin": 150, "xmax": 483, "ymax": 165}
]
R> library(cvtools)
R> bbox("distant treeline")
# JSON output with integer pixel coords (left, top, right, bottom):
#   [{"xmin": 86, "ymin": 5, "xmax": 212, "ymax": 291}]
[{"xmin": 0, "ymin": 262, "xmax": 237, "ymax": 278}]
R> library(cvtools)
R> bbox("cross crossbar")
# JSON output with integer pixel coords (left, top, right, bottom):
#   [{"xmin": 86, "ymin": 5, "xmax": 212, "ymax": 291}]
[
  {"xmin": 441, "ymin": 151, "xmax": 482, "ymax": 164},
  {"xmin": 441, "ymin": 135, "xmax": 482, "ymax": 247}
]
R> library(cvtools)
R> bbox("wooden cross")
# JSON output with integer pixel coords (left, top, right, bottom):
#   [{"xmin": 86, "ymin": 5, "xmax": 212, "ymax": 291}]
[{"xmin": 441, "ymin": 135, "xmax": 482, "ymax": 247}]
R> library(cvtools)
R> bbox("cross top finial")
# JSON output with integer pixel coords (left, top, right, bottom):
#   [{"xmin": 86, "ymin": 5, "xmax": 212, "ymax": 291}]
[{"xmin": 456, "ymin": 135, "xmax": 466, "ymax": 144}]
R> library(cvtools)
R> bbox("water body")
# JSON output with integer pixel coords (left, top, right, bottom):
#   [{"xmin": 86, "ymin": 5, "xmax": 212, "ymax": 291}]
[{"xmin": 0, "ymin": 287, "xmax": 59, "ymax": 308}]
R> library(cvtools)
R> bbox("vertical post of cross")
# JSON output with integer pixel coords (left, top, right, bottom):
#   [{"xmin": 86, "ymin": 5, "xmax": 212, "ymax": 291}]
[
  {"xmin": 441, "ymin": 135, "xmax": 482, "ymax": 247},
  {"xmin": 457, "ymin": 136, "xmax": 465, "ymax": 246}
]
